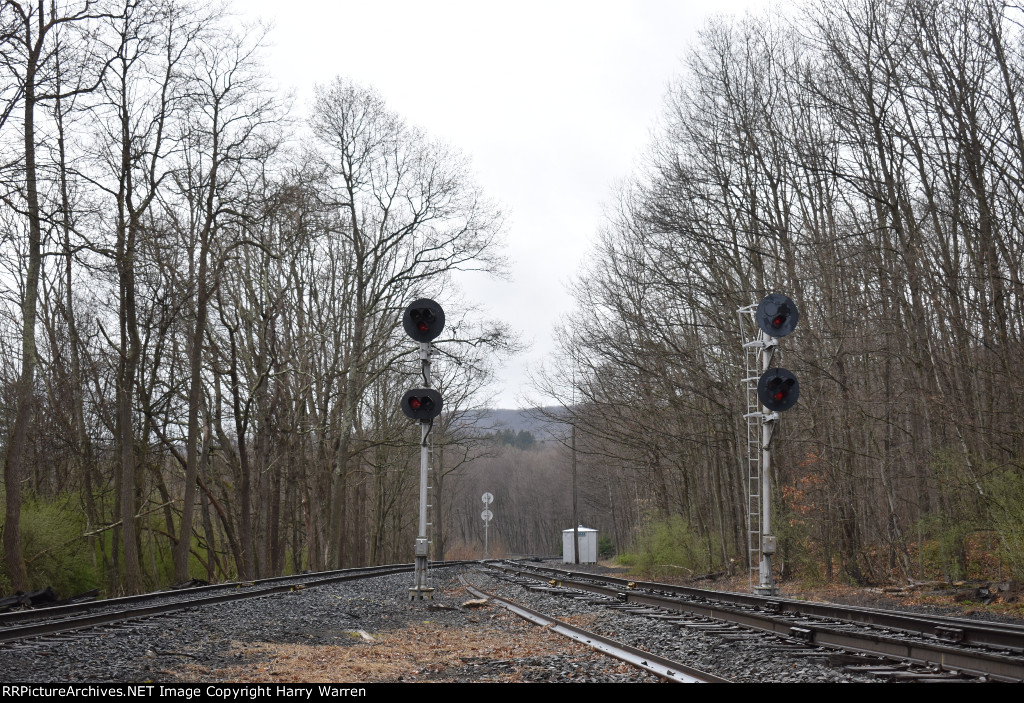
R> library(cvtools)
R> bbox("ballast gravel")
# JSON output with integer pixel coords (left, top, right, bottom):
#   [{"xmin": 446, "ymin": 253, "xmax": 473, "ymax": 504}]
[
  {"xmin": 0, "ymin": 567, "xmax": 655, "ymax": 683},
  {"xmin": 462, "ymin": 570, "xmax": 877, "ymax": 683},
  {"xmin": 0, "ymin": 564, "xmax": 883, "ymax": 683}
]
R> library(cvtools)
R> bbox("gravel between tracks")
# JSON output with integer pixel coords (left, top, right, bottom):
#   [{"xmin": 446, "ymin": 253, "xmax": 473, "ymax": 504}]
[
  {"xmin": 0, "ymin": 564, "xmax": 891, "ymax": 683},
  {"xmin": 0, "ymin": 566, "xmax": 662, "ymax": 683},
  {"xmin": 462, "ymin": 569, "xmax": 877, "ymax": 683}
]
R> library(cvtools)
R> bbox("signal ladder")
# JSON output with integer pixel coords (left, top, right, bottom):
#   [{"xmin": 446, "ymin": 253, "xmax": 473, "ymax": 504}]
[
  {"xmin": 738, "ymin": 304, "xmax": 762, "ymax": 592},
  {"xmin": 425, "ymin": 435, "xmax": 434, "ymax": 588}
]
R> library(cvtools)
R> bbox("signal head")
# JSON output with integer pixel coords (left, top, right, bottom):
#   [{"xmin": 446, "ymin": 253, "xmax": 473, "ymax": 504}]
[
  {"xmin": 756, "ymin": 293, "xmax": 799, "ymax": 338},
  {"xmin": 757, "ymin": 368, "xmax": 800, "ymax": 412},
  {"xmin": 401, "ymin": 388, "xmax": 443, "ymax": 420},
  {"xmin": 403, "ymin": 298, "xmax": 445, "ymax": 343}
]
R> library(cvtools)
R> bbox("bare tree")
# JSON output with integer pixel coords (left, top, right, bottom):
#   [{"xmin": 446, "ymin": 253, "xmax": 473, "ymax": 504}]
[
  {"xmin": 84, "ymin": 0, "xmax": 202, "ymax": 592},
  {"xmin": 0, "ymin": 0, "xmax": 113, "ymax": 591},
  {"xmin": 167, "ymin": 19, "xmax": 281, "ymax": 583},
  {"xmin": 309, "ymin": 77, "xmax": 504, "ymax": 567}
]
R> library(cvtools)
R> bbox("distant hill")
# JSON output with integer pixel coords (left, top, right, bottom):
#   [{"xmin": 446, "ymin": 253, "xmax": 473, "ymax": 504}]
[{"xmin": 460, "ymin": 406, "xmax": 569, "ymax": 441}]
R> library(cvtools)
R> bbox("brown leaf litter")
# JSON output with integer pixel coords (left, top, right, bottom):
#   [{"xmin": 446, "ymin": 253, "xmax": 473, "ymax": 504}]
[{"xmin": 170, "ymin": 608, "xmax": 652, "ymax": 683}]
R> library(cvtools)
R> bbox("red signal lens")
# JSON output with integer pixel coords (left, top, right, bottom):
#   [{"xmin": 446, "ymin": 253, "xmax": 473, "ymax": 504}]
[
  {"xmin": 403, "ymin": 300, "xmax": 444, "ymax": 342},
  {"xmin": 773, "ymin": 315, "xmax": 785, "ymax": 328},
  {"xmin": 409, "ymin": 397, "xmax": 422, "ymax": 410}
]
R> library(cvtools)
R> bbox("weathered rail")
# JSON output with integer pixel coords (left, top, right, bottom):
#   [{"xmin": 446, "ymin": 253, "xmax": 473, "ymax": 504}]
[
  {"xmin": 461, "ymin": 575, "xmax": 730, "ymax": 683},
  {"xmin": 485, "ymin": 560, "xmax": 1024, "ymax": 682},
  {"xmin": 0, "ymin": 561, "xmax": 471, "ymax": 644}
]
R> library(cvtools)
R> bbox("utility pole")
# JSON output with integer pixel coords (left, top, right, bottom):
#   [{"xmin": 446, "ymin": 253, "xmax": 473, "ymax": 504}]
[{"xmin": 572, "ymin": 422, "xmax": 579, "ymax": 565}]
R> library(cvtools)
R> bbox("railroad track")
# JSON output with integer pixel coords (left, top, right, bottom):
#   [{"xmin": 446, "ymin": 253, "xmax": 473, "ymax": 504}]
[
  {"xmin": 460, "ymin": 576, "xmax": 728, "ymax": 682},
  {"xmin": 0, "ymin": 561, "xmax": 470, "ymax": 645},
  {"xmin": 483, "ymin": 560, "xmax": 1024, "ymax": 682},
  {"xmin": 8, "ymin": 559, "xmax": 1011, "ymax": 682},
  {"xmin": 0, "ymin": 562, "xmax": 708, "ymax": 683}
]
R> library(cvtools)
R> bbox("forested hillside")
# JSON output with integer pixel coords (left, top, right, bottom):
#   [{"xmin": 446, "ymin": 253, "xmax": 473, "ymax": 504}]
[
  {"xmin": 4, "ymin": 0, "xmax": 1024, "ymax": 598},
  {"xmin": 0, "ymin": 0, "xmax": 512, "ymax": 595},
  {"xmin": 536, "ymin": 0, "xmax": 1024, "ymax": 585}
]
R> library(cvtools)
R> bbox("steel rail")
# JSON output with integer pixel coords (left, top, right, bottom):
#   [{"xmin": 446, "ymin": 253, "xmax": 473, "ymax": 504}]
[
  {"xmin": 0, "ymin": 561, "xmax": 472, "ymax": 627},
  {"xmin": 486, "ymin": 562, "xmax": 1024, "ymax": 682},
  {"xmin": 0, "ymin": 562, "xmax": 471, "ymax": 644},
  {"xmin": 492, "ymin": 561, "xmax": 1024, "ymax": 652},
  {"xmin": 460, "ymin": 577, "xmax": 729, "ymax": 683}
]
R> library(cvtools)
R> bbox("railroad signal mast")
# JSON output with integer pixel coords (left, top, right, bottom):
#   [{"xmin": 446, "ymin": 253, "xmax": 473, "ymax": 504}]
[
  {"xmin": 739, "ymin": 294, "xmax": 800, "ymax": 595},
  {"xmin": 401, "ymin": 298, "xmax": 445, "ymax": 601},
  {"xmin": 481, "ymin": 493, "xmax": 493, "ymax": 559}
]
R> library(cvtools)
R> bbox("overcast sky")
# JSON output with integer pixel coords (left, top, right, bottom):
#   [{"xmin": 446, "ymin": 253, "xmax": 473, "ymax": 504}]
[{"xmin": 240, "ymin": 0, "xmax": 767, "ymax": 408}]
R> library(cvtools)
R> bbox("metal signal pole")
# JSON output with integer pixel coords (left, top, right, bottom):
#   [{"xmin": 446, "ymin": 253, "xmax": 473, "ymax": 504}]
[
  {"xmin": 401, "ymin": 298, "xmax": 445, "ymax": 602},
  {"xmin": 739, "ymin": 294, "xmax": 800, "ymax": 597},
  {"xmin": 481, "ymin": 492, "xmax": 493, "ymax": 559},
  {"xmin": 759, "ymin": 331, "xmax": 778, "ymax": 595},
  {"xmin": 411, "ymin": 342, "xmax": 434, "ymax": 600}
]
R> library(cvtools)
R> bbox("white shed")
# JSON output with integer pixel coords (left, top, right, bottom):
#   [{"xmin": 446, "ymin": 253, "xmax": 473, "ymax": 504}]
[{"xmin": 561, "ymin": 526, "xmax": 598, "ymax": 564}]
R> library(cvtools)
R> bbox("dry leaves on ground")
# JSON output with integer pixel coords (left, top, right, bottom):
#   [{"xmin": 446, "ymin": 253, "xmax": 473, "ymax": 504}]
[{"xmin": 172, "ymin": 608, "xmax": 645, "ymax": 683}]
